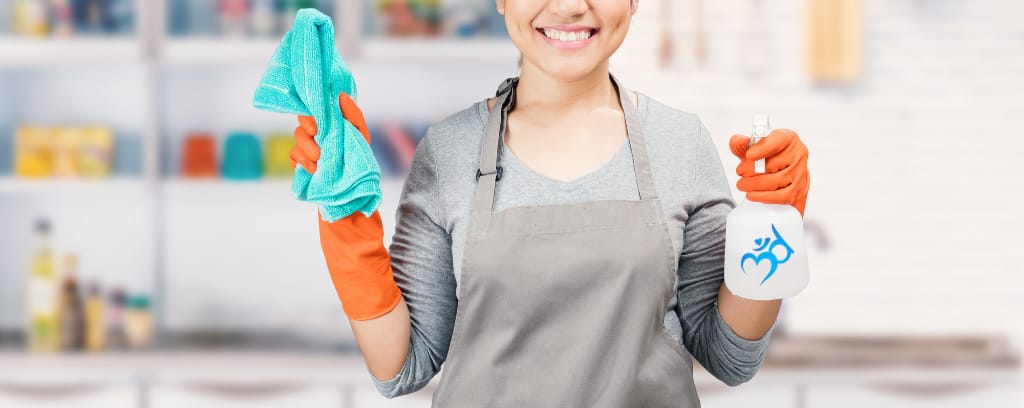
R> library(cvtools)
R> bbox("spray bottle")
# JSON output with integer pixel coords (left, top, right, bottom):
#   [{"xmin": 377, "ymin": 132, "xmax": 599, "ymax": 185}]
[{"xmin": 724, "ymin": 114, "xmax": 808, "ymax": 300}]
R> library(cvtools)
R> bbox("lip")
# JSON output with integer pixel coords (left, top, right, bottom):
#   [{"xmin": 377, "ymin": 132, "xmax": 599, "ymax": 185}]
[{"xmin": 536, "ymin": 25, "xmax": 599, "ymax": 50}]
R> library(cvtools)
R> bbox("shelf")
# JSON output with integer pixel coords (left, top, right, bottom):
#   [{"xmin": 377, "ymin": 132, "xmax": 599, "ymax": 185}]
[
  {"xmin": 360, "ymin": 38, "xmax": 518, "ymax": 62},
  {"xmin": 0, "ymin": 176, "xmax": 406, "ymax": 199},
  {"xmin": 0, "ymin": 177, "xmax": 149, "ymax": 195},
  {"xmin": 160, "ymin": 177, "xmax": 404, "ymax": 193},
  {"xmin": 160, "ymin": 178, "xmax": 292, "ymax": 195},
  {"xmin": 161, "ymin": 38, "xmax": 279, "ymax": 65},
  {"xmin": 0, "ymin": 36, "xmax": 516, "ymax": 66},
  {"xmin": 0, "ymin": 37, "xmax": 141, "ymax": 66}
]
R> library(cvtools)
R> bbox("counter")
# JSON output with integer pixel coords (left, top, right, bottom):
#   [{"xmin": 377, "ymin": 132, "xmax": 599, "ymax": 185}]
[{"xmin": 0, "ymin": 335, "xmax": 1019, "ymax": 408}]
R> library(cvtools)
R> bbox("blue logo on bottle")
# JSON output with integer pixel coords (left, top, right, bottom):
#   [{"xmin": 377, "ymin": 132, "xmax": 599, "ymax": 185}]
[{"xmin": 740, "ymin": 224, "xmax": 794, "ymax": 286}]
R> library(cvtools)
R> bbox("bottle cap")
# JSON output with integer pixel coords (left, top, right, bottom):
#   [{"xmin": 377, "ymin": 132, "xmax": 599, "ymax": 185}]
[
  {"xmin": 127, "ymin": 295, "xmax": 150, "ymax": 310},
  {"xmin": 751, "ymin": 113, "xmax": 771, "ymax": 174},
  {"xmin": 35, "ymin": 218, "xmax": 50, "ymax": 234},
  {"xmin": 752, "ymin": 113, "xmax": 771, "ymax": 138}
]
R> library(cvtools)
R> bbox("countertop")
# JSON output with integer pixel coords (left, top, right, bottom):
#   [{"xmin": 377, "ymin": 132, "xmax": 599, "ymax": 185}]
[{"xmin": 0, "ymin": 335, "xmax": 1018, "ymax": 391}]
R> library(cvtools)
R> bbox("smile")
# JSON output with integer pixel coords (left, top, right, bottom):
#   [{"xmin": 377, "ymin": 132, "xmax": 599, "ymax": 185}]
[
  {"xmin": 541, "ymin": 28, "xmax": 594, "ymax": 41},
  {"xmin": 536, "ymin": 26, "xmax": 599, "ymax": 49}
]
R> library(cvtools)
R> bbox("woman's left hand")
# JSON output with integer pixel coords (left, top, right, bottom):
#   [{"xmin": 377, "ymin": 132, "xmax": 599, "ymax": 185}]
[
  {"xmin": 291, "ymin": 93, "xmax": 370, "ymax": 174},
  {"xmin": 728, "ymin": 129, "xmax": 810, "ymax": 217}
]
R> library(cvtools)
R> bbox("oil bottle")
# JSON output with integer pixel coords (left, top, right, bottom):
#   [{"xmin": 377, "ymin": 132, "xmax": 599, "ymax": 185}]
[{"xmin": 27, "ymin": 219, "xmax": 59, "ymax": 352}]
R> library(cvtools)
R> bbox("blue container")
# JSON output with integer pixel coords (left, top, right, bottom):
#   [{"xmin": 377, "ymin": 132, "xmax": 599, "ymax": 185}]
[
  {"xmin": 167, "ymin": 0, "xmax": 190, "ymax": 36},
  {"xmin": 0, "ymin": 2, "xmax": 11, "ymax": 34},
  {"xmin": 484, "ymin": 4, "xmax": 508, "ymax": 37},
  {"xmin": 185, "ymin": 0, "xmax": 219, "ymax": 36},
  {"xmin": 221, "ymin": 132, "xmax": 264, "ymax": 180},
  {"xmin": 112, "ymin": 132, "xmax": 143, "ymax": 177},
  {"xmin": 406, "ymin": 122, "xmax": 430, "ymax": 144},
  {"xmin": 0, "ymin": 127, "xmax": 11, "ymax": 176},
  {"xmin": 105, "ymin": 0, "xmax": 135, "ymax": 34},
  {"xmin": 367, "ymin": 124, "xmax": 399, "ymax": 177}
]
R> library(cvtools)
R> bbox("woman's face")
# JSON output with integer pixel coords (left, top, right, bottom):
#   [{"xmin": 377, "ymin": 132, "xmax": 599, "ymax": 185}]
[{"xmin": 497, "ymin": 0, "xmax": 638, "ymax": 81}]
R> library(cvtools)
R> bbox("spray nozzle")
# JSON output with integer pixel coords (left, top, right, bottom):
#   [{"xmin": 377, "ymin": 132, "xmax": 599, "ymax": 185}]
[{"xmin": 750, "ymin": 113, "xmax": 771, "ymax": 174}]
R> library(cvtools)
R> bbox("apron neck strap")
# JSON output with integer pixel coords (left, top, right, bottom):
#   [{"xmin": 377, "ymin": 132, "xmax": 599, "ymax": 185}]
[{"xmin": 473, "ymin": 74, "xmax": 658, "ymax": 213}]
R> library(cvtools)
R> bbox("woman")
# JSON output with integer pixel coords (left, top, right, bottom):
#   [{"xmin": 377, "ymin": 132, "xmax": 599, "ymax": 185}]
[{"xmin": 291, "ymin": 0, "xmax": 810, "ymax": 406}]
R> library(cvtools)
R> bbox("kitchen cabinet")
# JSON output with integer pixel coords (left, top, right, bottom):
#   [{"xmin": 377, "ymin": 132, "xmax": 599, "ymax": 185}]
[
  {"xmin": 149, "ymin": 383, "xmax": 344, "ymax": 408},
  {"xmin": 805, "ymin": 383, "xmax": 1021, "ymax": 408},
  {"xmin": 0, "ymin": 383, "xmax": 138, "ymax": 408},
  {"xmin": 697, "ymin": 384, "xmax": 797, "ymax": 408},
  {"xmin": 0, "ymin": 350, "xmax": 1019, "ymax": 408},
  {"xmin": 351, "ymin": 384, "xmax": 435, "ymax": 408}
]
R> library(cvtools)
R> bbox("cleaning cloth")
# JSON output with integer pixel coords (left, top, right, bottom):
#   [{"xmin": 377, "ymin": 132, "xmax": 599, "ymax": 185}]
[{"xmin": 252, "ymin": 8, "xmax": 381, "ymax": 221}]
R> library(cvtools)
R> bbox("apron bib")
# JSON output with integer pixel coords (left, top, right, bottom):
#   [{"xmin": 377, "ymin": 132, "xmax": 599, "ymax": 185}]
[{"xmin": 432, "ymin": 74, "xmax": 701, "ymax": 408}]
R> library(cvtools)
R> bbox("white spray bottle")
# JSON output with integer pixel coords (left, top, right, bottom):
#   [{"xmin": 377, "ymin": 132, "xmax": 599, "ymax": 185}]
[{"xmin": 724, "ymin": 114, "xmax": 808, "ymax": 300}]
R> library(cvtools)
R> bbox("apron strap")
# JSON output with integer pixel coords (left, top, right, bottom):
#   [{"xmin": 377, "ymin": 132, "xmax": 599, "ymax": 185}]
[
  {"xmin": 611, "ymin": 74, "xmax": 659, "ymax": 202},
  {"xmin": 473, "ymin": 77, "xmax": 516, "ymax": 212},
  {"xmin": 473, "ymin": 74, "xmax": 658, "ymax": 213}
]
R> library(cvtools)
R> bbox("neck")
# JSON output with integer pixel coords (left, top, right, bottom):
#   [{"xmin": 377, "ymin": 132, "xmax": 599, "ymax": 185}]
[{"xmin": 515, "ymin": 60, "xmax": 615, "ymax": 113}]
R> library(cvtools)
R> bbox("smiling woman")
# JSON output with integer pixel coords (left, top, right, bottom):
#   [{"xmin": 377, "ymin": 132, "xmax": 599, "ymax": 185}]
[{"xmin": 288, "ymin": 0, "xmax": 812, "ymax": 406}]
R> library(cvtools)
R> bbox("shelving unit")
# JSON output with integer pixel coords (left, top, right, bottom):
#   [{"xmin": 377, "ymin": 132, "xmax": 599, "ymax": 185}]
[
  {"xmin": 360, "ymin": 38, "xmax": 518, "ymax": 61},
  {"xmin": 0, "ymin": 37, "xmax": 142, "ymax": 65},
  {"xmin": 0, "ymin": 178, "xmax": 148, "ymax": 195},
  {"xmin": 161, "ymin": 38, "xmax": 280, "ymax": 65},
  {"xmin": 0, "ymin": 0, "xmax": 517, "ymax": 343}
]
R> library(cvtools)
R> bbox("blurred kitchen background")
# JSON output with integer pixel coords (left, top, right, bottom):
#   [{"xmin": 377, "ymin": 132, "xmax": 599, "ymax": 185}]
[{"xmin": 0, "ymin": 0, "xmax": 1021, "ymax": 407}]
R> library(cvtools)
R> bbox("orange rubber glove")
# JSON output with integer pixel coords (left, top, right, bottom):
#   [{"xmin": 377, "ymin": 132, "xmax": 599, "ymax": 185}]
[
  {"xmin": 728, "ymin": 129, "xmax": 810, "ymax": 217},
  {"xmin": 292, "ymin": 93, "xmax": 402, "ymax": 321}
]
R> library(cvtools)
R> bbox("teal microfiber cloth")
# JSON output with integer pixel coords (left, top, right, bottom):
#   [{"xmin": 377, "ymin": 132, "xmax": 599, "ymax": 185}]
[{"xmin": 252, "ymin": 8, "xmax": 381, "ymax": 222}]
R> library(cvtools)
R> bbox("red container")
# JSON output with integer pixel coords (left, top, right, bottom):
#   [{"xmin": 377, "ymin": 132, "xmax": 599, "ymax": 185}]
[{"xmin": 181, "ymin": 133, "xmax": 218, "ymax": 178}]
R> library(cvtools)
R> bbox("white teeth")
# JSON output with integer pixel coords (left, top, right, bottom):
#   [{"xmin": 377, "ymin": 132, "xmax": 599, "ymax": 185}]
[{"xmin": 543, "ymin": 28, "xmax": 592, "ymax": 42}]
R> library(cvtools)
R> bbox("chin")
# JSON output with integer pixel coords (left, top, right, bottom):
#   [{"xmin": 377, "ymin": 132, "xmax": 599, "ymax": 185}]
[{"xmin": 525, "ymin": 54, "xmax": 607, "ymax": 82}]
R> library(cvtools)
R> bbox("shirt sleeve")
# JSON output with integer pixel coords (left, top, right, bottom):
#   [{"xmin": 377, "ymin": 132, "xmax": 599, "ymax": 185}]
[
  {"xmin": 369, "ymin": 127, "xmax": 459, "ymax": 398},
  {"xmin": 674, "ymin": 118, "xmax": 776, "ymax": 387}
]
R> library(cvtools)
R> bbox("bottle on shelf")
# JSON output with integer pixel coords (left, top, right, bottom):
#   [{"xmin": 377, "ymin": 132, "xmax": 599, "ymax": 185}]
[
  {"xmin": 185, "ymin": 0, "xmax": 219, "ymax": 36},
  {"xmin": 249, "ymin": 0, "xmax": 278, "ymax": 37},
  {"xmin": 84, "ymin": 281, "xmax": 106, "ymax": 352},
  {"xmin": 79, "ymin": 126, "xmax": 113, "ymax": 178},
  {"xmin": 71, "ymin": 0, "xmax": 104, "ymax": 34},
  {"xmin": 724, "ymin": 114, "xmax": 809, "ymax": 300},
  {"xmin": 13, "ymin": 0, "xmax": 48, "ymax": 37},
  {"xmin": 106, "ymin": 287, "xmax": 129, "ymax": 350},
  {"xmin": 52, "ymin": 127, "xmax": 83, "ymax": 178},
  {"xmin": 27, "ymin": 218, "xmax": 59, "ymax": 353},
  {"xmin": 57, "ymin": 254, "xmax": 85, "ymax": 351},
  {"xmin": 124, "ymin": 294, "xmax": 152, "ymax": 350},
  {"xmin": 104, "ymin": 0, "xmax": 135, "ymax": 34},
  {"xmin": 280, "ymin": 0, "xmax": 314, "ymax": 33},
  {"xmin": 50, "ymin": 0, "xmax": 74, "ymax": 37},
  {"xmin": 218, "ymin": 0, "xmax": 249, "ymax": 37},
  {"xmin": 14, "ymin": 125, "xmax": 53, "ymax": 179},
  {"xmin": 0, "ymin": 2, "xmax": 11, "ymax": 34}
]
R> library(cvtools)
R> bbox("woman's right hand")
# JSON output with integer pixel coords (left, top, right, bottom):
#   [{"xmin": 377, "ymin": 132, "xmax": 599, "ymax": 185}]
[{"xmin": 290, "ymin": 92, "xmax": 371, "ymax": 174}]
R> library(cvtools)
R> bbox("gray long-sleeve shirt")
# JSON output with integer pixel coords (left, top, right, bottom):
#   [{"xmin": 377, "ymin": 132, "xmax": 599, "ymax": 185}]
[{"xmin": 371, "ymin": 90, "xmax": 775, "ymax": 398}]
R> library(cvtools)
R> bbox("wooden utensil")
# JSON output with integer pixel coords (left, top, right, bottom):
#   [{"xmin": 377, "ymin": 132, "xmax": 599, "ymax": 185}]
[
  {"xmin": 693, "ymin": 0, "xmax": 707, "ymax": 65},
  {"xmin": 806, "ymin": 0, "xmax": 863, "ymax": 83},
  {"xmin": 658, "ymin": 0, "xmax": 674, "ymax": 69}
]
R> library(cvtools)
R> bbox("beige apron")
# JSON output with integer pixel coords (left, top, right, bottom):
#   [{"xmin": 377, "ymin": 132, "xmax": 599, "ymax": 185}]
[{"xmin": 432, "ymin": 74, "xmax": 701, "ymax": 407}]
